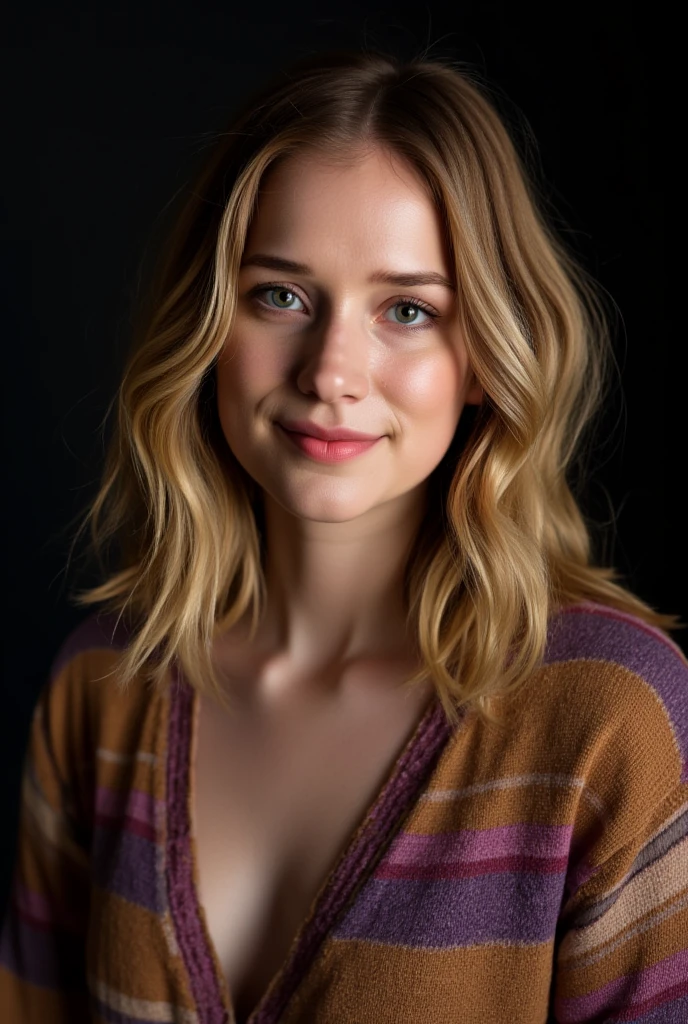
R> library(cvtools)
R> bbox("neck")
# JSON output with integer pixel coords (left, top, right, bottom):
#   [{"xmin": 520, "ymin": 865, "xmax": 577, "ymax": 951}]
[{"xmin": 222, "ymin": 485, "xmax": 429, "ymax": 700}]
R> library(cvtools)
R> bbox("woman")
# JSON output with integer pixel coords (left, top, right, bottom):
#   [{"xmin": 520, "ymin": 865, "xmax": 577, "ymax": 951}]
[{"xmin": 1, "ymin": 47, "xmax": 686, "ymax": 1024}]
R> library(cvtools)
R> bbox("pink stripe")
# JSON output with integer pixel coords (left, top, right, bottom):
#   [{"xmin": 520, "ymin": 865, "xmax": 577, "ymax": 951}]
[
  {"xmin": 95, "ymin": 785, "xmax": 161, "ymax": 825},
  {"xmin": 566, "ymin": 858, "xmax": 601, "ymax": 893},
  {"xmin": 613, "ymin": 978, "xmax": 688, "ymax": 1021},
  {"xmin": 377, "ymin": 853, "xmax": 568, "ymax": 880},
  {"xmin": 383, "ymin": 823, "xmax": 573, "ymax": 866},
  {"xmin": 96, "ymin": 815, "xmax": 158, "ymax": 842},
  {"xmin": 556, "ymin": 947, "xmax": 688, "ymax": 1022},
  {"xmin": 94, "ymin": 812, "xmax": 157, "ymax": 843},
  {"xmin": 94, "ymin": 785, "xmax": 160, "ymax": 842},
  {"xmin": 15, "ymin": 904, "xmax": 59, "ymax": 934},
  {"xmin": 13, "ymin": 883, "xmax": 84, "ymax": 933},
  {"xmin": 14, "ymin": 882, "xmax": 53, "ymax": 923}
]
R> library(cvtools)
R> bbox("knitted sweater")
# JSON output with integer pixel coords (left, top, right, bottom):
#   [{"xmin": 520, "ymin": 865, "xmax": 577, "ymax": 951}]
[{"xmin": 1, "ymin": 602, "xmax": 687, "ymax": 1024}]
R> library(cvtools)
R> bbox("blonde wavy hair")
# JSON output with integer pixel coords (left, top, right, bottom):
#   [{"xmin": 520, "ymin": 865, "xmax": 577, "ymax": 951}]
[{"xmin": 77, "ymin": 47, "xmax": 676, "ymax": 729}]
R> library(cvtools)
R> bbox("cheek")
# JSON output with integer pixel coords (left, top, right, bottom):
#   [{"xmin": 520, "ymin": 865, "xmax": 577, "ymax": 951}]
[
  {"xmin": 215, "ymin": 334, "xmax": 273, "ymax": 456},
  {"xmin": 216, "ymin": 332, "xmax": 283, "ymax": 402},
  {"xmin": 383, "ymin": 346, "xmax": 467, "ymax": 427}
]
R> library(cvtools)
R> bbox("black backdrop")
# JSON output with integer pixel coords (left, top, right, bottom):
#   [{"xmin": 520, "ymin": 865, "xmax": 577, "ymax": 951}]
[{"xmin": 1, "ymin": 2, "xmax": 682, "ymax": 911}]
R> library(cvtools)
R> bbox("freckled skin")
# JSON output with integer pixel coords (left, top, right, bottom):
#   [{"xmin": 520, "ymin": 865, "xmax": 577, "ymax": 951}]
[{"xmin": 215, "ymin": 144, "xmax": 482, "ymax": 682}]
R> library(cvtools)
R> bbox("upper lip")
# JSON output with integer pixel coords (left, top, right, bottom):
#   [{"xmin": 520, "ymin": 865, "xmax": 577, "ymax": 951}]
[{"xmin": 278, "ymin": 419, "xmax": 383, "ymax": 442}]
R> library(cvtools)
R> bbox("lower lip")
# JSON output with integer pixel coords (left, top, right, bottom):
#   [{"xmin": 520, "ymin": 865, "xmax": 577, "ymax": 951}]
[{"xmin": 277, "ymin": 425, "xmax": 382, "ymax": 462}]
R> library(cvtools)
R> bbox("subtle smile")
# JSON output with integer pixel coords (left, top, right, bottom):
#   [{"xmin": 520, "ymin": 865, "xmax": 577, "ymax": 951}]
[{"xmin": 276, "ymin": 424, "xmax": 383, "ymax": 463}]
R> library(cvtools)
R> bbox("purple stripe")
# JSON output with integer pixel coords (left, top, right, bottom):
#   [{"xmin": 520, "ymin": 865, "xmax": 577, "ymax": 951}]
[
  {"xmin": 382, "ymin": 822, "xmax": 573, "ymax": 867},
  {"xmin": 628, "ymin": 991, "xmax": 688, "ymax": 1023},
  {"xmin": 554, "ymin": 947, "xmax": 688, "ymax": 1022},
  {"xmin": 50, "ymin": 612, "xmax": 131, "ymax": 682},
  {"xmin": 165, "ymin": 673, "xmax": 228, "ymax": 1024},
  {"xmin": 546, "ymin": 605, "xmax": 688, "ymax": 779},
  {"xmin": 567, "ymin": 604, "xmax": 685, "ymax": 653},
  {"xmin": 92, "ymin": 826, "xmax": 163, "ymax": 913},
  {"xmin": 0, "ymin": 906, "xmax": 85, "ymax": 988},
  {"xmin": 333, "ymin": 870, "xmax": 565, "ymax": 946}
]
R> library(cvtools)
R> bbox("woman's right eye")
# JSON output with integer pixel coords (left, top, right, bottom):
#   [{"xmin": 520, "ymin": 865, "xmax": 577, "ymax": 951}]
[{"xmin": 252, "ymin": 285, "xmax": 307, "ymax": 312}]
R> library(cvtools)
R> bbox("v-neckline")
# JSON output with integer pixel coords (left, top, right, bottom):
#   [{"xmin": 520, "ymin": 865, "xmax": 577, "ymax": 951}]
[{"xmin": 165, "ymin": 670, "xmax": 455, "ymax": 1024}]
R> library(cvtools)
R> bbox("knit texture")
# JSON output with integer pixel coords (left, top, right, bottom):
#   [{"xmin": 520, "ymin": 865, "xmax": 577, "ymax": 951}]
[{"xmin": 1, "ymin": 602, "xmax": 686, "ymax": 1023}]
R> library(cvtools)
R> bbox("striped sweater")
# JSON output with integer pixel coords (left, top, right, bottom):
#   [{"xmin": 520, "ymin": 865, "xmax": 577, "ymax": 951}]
[{"xmin": 1, "ymin": 601, "xmax": 687, "ymax": 1023}]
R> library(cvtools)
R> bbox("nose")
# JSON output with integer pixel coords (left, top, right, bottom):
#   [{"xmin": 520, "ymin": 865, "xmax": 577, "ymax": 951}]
[{"xmin": 296, "ymin": 314, "xmax": 370, "ymax": 403}]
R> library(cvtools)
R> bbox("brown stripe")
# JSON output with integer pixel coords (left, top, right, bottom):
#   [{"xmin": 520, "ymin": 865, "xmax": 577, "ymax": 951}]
[{"xmin": 282, "ymin": 938, "xmax": 555, "ymax": 1024}]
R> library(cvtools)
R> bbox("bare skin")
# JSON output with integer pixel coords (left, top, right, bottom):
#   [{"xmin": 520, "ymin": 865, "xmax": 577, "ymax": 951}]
[{"xmin": 191, "ymin": 143, "xmax": 482, "ymax": 1021}]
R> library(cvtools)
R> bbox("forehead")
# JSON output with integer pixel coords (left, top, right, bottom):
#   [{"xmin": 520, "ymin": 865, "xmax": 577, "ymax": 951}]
[
  {"xmin": 257, "ymin": 143, "xmax": 433, "ymax": 199},
  {"xmin": 245, "ymin": 146, "xmax": 449, "ymax": 273}
]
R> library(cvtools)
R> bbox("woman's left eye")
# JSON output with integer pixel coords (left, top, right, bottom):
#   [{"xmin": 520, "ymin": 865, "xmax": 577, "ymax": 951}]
[{"xmin": 382, "ymin": 298, "xmax": 440, "ymax": 329}]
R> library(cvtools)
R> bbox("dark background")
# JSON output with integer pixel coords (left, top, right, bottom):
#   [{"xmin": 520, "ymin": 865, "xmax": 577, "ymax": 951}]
[{"xmin": 1, "ymin": 2, "xmax": 682, "ymax": 913}]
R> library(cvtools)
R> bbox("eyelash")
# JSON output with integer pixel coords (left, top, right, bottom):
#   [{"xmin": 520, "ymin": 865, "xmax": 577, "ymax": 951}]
[{"xmin": 247, "ymin": 282, "xmax": 441, "ymax": 333}]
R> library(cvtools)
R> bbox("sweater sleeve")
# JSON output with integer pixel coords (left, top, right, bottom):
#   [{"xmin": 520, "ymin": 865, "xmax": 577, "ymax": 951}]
[
  {"xmin": 549, "ymin": 664, "xmax": 688, "ymax": 1022},
  {"xmin": 0, "ymin": 665, "xmax": 92, "ymax": 1022}
]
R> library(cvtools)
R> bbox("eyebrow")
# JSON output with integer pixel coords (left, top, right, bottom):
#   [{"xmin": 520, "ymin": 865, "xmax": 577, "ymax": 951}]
[{"xmin": 240, "ymin": 253, "xmax": 457, "ymax": 293}]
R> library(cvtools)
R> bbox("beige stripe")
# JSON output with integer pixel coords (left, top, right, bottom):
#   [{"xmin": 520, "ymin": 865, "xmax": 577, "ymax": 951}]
[
  {"xmin": 423, "ymin": 773, "xmax": 607, "ymax": 817},
  {"xmin": 88, "ymin": 976, "xmax": 198, "ymax": 1023},
  {"xmin": 21, "ymin": 772, "xmax": 89, "ymax": 869},
  {"xmin": 571, "ymin": 889, "xmax": 688, "ymax": 970},
  {"xmin": 161, "ymin": 911, "xmax": 181, "ymax": 959},
  {"xmin": 592, "ymin": 799, "xmax": 688, "ymax": 909},
  {"xmin": 560, "ymin": 836, "xmax": 688, "ymax": 960},
  {"xmin": 96, "ymin": 747, "xmax": 158, "ymax": 765}
]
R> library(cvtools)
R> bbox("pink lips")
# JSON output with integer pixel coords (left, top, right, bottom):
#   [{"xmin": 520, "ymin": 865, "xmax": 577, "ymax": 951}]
[
  {"xmin": 278, "ymin": 419, "xmax": 382, "ymax": 442},
  {"xmin": 276, "ymin": 424, "xmax": 382, "ymax": 463}
]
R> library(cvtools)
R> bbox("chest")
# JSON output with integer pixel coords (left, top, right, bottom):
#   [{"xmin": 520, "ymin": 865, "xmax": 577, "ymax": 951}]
[{"xmin": 191, "ymin": 671, "xmax": 432, "ymax": 1023}]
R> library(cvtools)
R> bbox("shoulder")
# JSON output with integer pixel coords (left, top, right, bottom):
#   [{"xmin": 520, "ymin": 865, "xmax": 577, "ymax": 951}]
[
  {"xmin": 23, "ymin": 615, "xmax": 168, "ymax": 844},
  {"xmin": 544, "ymin": 600, "xmax": 687, "ymax": 682},
  {"xmin": 49, "ymin": 610, "xmax": 132, "ymax": 683},
  {"xmin": 481, "ymin": 602, "xmax": 688, "ymax": 872},
  {"xmin": 537, "ymin": 601, "xmax": 688, "ymax": 788},
  {"xmin": 37, "ymin": 612, "xmax": 163, "ymax": 768},
  {"xmin": 43, "ymin": 611, "xmax": 134, "ymax": 719}
]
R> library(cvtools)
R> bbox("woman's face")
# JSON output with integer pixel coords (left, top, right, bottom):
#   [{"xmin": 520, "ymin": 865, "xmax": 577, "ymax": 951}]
[{"xmin": 216, "ymin": 144, "xmax": 482, "ymax": 523}]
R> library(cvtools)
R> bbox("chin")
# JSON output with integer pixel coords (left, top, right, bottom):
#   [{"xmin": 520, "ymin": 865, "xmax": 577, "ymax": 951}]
[{"xmin": 265, "ymin": 478, "xmax": 389, "ymax": 524}]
